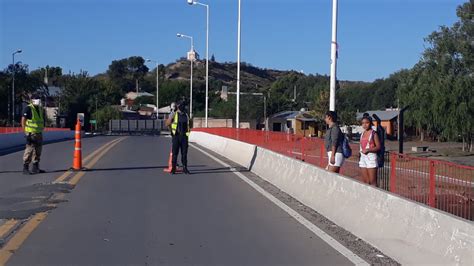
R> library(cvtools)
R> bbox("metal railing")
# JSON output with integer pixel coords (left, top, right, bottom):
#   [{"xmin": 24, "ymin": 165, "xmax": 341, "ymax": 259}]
[
  {"xmin": 193, "ymin": 128, "xmax": 474, "ymax": 221},
  {"xmin": 108, "ymin": 120, "xmax": 163, "ymax": 135}
]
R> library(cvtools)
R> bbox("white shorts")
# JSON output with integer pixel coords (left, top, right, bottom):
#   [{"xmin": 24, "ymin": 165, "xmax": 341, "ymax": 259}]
[
  {"xmin": 327, "ymin": 152, "xmax": 345, "ymax": 167},
  {"xmin": 359, "ymin": 152, "xmax": 378, "ymax": 168}
]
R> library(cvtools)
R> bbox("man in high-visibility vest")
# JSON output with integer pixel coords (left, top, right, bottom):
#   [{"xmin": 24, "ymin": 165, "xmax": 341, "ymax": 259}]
[
  {"xmin": 165, "ymin": 100, "xmax": 191, "ymax": 174},
  {"xmin": 21, "ymin": 94, "xmax": 46, "ymax": 175}
]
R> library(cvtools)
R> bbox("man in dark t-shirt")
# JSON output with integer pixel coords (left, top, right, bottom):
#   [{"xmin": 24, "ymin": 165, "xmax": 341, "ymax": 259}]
[{"xmin": 165, "ymin": 100, "xmax": 191, "ymax": 174}]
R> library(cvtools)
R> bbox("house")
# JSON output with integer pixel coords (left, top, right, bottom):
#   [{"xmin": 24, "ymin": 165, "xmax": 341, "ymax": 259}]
[
  {"xmin": 356, "ymin": 109, "xmax": 399, "ymax": 138},
  {"xmin": 268, "ymin": 110, "xmax": 320, "ymax": 137},
  {"xmin": 125, "ymin": 91, "xmax": 155, "ymax": 100},
  {"xmin": 138, "ymin": 105, "xmax": 156, "ymax": 117},
  {"xmin": 122, "ymin": 92, "xmax": 155, "ymax": 109}
]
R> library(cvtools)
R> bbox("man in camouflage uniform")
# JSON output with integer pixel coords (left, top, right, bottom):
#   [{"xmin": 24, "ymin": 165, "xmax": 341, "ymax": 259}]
[{"xmin": 22, "ymin": 94, "xmax": 46, "ymax": 174}]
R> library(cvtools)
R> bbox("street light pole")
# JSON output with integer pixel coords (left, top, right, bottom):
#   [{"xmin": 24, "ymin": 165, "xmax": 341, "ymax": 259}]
[
  {"xmin": 188, "ymin": 0, "xmax": 210, "ymax": 127},
  {"xmin": 156, "ymin": 63, "xmax": 159, "ymax": 114},
  {"xmin": 329, "ymin": 0, "xmax": 338, "ymax": 112},
  {"xmin": 191, "ymin": 50, "xmax": 194, "ymax": 119},
  {"xmin": 236, "ymin": 0, "xmax": 242, "ymax": 128},
  {"xmin": 177, "ymin": 33, "xmax": 195, "ymax": 118},
  {"xmin": 12, "ymin": 49, "xmax": 22, "ymax": 126}
]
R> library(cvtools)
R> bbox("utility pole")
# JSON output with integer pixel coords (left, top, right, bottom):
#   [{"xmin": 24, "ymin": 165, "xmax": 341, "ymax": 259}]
[
  {"xmin": 236, "ymin": 0, "xmax": 242, "ymax": 128},
  {"xmin": 187, "ymin": 0, "xmax": 210, "ymax": 127},
  {"xmin": 12, "ymin": 49, "xmax": 22, "ymax": 126},
  {"xmin": 177, "ymin": 33, "xmax": 195, "ymax": 118},
  {"xmin": 329, "ymin": 0, "xmax": 338, "ymax": 112}
]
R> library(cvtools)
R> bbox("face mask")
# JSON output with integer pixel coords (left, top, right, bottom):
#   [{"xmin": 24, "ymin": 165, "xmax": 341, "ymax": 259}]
[{"xmin": 32, "ymin": 99, "xmax": 41, "ymax": 106}]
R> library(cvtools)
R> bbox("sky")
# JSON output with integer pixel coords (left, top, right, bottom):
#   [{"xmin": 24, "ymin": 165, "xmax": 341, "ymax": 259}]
[{"xmin": 0, "ymin": 0, "xmax": 466, "ymax": 82}]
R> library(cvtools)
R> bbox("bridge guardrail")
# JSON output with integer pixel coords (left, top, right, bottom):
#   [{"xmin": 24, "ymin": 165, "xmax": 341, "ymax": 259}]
[{"xmin": 193, "ymin": 127, "xmax": 474, "ymax": 221}]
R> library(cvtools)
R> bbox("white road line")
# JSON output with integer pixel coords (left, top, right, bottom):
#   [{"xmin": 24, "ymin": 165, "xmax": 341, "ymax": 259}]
[{"xmin": 191, "ymin": 144, "xmax": 369, "ymax": 266}]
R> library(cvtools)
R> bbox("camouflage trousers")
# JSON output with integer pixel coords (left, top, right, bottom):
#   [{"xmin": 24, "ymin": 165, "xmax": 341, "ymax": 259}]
[{"xmin": 23, "ymin": 133, "xmax": 43, "ymax": 164}]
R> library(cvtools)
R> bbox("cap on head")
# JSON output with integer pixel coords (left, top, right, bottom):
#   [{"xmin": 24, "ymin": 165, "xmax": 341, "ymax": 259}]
[{"xmin": 177, "ymin": 100, "xmax": 187, "ymax": 109}]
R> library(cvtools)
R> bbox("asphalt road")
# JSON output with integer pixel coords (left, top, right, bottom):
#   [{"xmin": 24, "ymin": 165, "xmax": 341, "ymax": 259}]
[{"xmin": 1, "ymin": 135, "xmax": 359, "ymax": 265}]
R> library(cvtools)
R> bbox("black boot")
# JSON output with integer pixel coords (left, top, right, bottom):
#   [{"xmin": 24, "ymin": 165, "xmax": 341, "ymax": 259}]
[
  {"xmin": 31, "ymin": 163, "xmax": 45, "ymax": 174},
  {"xmin": 170, "ymin": 167, "xmax": 176, "ymax": 175},
  {"xmin": 183, "ymin": 167, "xmax": 191, "ymax": 175},
  {"xmin": 23, "ymin": 164, "xmax": 31, "ymax": 175}
]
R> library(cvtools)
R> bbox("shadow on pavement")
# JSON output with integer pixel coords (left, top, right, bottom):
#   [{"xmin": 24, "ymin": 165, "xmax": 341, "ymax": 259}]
[
  {"xmin": 0, "ymin": 165, "xmax": 209, "ymax": 174},
  {"xmin": 189, "ymin": 166, "xmax": 249, "ymax": 175},
  {"xmin": 0, "ymin": 138, "xmax": 75, "ymax": 156},
  {"xmin": 0, "ymin": 169, "xmax": 70, "ymax": 174},
  {"xmin": 84, "ymin": 165, "xmax": 207, "ymax": 172},
  {"xmin": 85, "ymin": 166, "xmax": 167, "ymax": 172}
]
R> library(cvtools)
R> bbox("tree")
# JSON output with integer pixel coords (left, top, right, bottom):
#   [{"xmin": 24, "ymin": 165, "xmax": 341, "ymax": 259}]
[
  {"xmin": 0, "ymin": 64, "xmax": 47, "ymax": 125},
  {"xmin": 313, "ymin": 90, "xmax": 329, "ymax": 118},
  {"xmin": 92, "ymin": 106, "xmax": 122, "ymax": 131},
  {"xmin": 211, "ymin": 54, "xmax": 216, "ymax": 62},
  {"xmin": 59, "ymin": 71, "xmax": 101, "ymax": 129},
  {"xmin": 107, "ymin": 56, "xmax": 149, "ymax": 94},
  {"xmin": 30, "ymin": 66, "xmax": 63, "ymax": 86}
]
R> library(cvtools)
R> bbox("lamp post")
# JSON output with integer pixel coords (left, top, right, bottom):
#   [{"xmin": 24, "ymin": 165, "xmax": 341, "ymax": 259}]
[
  {"xmin": 146, "ymin": 59, "xmax": 159, "ymax": 117},
  {"xmin": 12, "ymin": 49, "xmax": 22, "ymax": 126},
  {"xmin": 187, "ymin": 0, "xmax": 209, "ymax": 127},
  {"xmin": 177, "ymin": 33, "xmax": 195, "ymax": 118},
  {"xmin": 329, "ymin": 0, "xmax": 338, "ymax": 112},
  {"xmin": 236, "ymin": 0, "xmax": 242, "ymax": 128}
]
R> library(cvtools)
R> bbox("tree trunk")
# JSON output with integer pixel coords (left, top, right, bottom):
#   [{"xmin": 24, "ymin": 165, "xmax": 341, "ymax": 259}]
[
  {"xmin": 462, "ymin": 136, "xmax": 466, "ymax": 152},
  {"xmin": 470, "ymin": 135, "xmax": 473, "ymax": 153},
  {"xmin": 420, "ymin": 128, "xmax": 424, "ymax": 142}
]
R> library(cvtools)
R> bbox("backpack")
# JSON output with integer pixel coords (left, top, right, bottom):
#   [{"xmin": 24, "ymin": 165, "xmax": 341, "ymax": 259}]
[{"xmin": 341, "ymin": 134, "xmax": 352, "ymax": 159}]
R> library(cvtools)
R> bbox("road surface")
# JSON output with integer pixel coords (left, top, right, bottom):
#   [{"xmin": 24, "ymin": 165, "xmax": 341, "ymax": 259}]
[{"xmin": 0, "ymin": 135, "xmax": 392, "ymax": 265}]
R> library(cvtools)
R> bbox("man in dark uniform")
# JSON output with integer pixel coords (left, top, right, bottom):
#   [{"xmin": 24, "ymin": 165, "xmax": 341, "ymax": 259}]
[
  {"xmin": 21, "ymin": 94, "xmax": 46, "ymax": 174},
  {"xmin": 165, "ymin": 100, "xmax": 191, "ymax": 175}
]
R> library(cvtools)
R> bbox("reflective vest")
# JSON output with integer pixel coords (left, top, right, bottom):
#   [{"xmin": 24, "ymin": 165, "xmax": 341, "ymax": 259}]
[
  {"xmin": 171, "ymin": 112, "xmax": 190, "ymax": 137},
  {"xmin": 25, "ymin": 104, "xmax": 44, "ymax": 134}
]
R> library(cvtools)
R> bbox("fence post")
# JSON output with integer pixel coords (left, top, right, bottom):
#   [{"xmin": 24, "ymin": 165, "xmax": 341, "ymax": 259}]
[
  {"xmin": 287, "ymin": 134, "xmax": 292, "ymax": 157},
  {"xmin": 320, "ymin": 143, "xmax": 325, "ymax": 168},
  {"xmin": 301, "ymin": 137, "xmax": 305, "ymax": 162},
  {"xmin": 390, "ymin": 153, "xmax": 397, "ymax": 193},
  {"xmin": 428, "ymin": 161, "xmax": 436, "ymax": 208}
]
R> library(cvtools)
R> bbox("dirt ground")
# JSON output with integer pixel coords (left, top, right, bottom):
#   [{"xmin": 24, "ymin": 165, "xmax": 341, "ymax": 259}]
[{"xmin": 385, "ymin": 140, "xmax": 474, "ymax": 167}]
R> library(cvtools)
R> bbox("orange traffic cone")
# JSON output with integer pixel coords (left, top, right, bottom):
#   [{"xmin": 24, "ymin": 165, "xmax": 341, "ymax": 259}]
[
  {"xmin": 72, "ymin": 119, "xmax": 83, "ymax": 171},
  {"xmin": 163, "ymin": 149, "xmax": 182, "ymax": 173}
]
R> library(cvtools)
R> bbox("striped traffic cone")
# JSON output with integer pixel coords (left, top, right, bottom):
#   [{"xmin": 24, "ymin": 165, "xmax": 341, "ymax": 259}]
[
  {"xmin": 163, "ymin": 148, "xmax": 182, "ymax": 173},
  {"xmin": 72, "ymin": 119, "xmax": 83, "ymax": 171}
]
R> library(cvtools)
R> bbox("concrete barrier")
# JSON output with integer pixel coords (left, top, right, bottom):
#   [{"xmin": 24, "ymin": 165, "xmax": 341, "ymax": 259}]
[
  {"xmin": 189, "ymin": 131, "xmax": 256, "ymax": 169},
  {"xmin": 0, "ymin": 131, "xmax": 74, "ymax": 150},
  {"xmin": 191, "ymin": 131, "xmax": 474, "ymax": 266}
]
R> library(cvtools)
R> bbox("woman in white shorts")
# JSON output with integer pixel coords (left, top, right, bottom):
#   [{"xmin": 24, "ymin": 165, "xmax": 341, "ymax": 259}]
[{"xmin": 359, "ymin": 115, "xmax": 381, "ymax": 186}]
